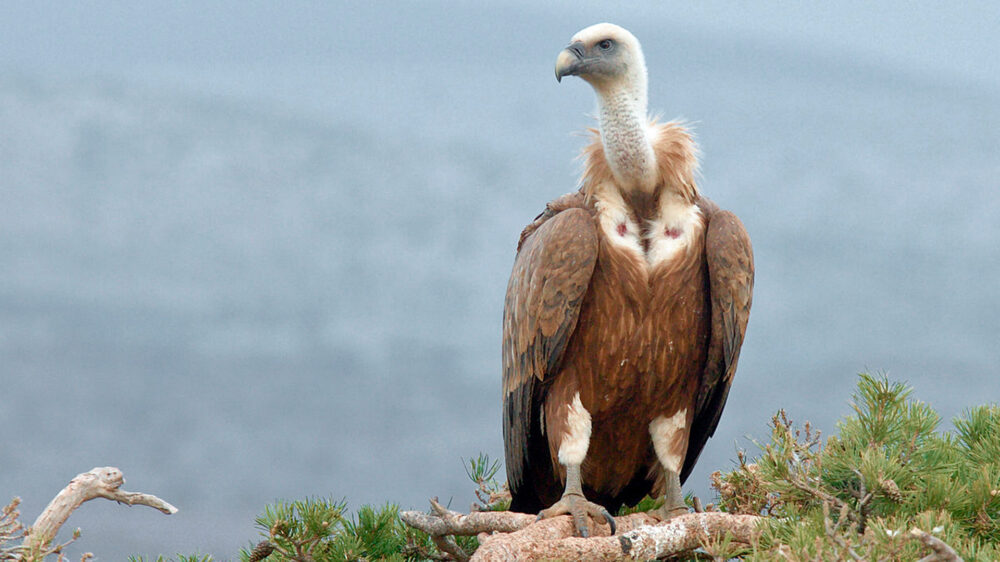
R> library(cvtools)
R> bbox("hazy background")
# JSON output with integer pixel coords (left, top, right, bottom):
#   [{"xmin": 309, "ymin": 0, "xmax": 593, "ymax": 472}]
[{"xmin": 1, "ymin": 1, "xmax": 998, "ymax": 558}]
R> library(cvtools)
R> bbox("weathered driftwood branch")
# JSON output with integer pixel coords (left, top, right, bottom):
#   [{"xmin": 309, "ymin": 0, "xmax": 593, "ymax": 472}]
[
  {"xmin": 400, "ymin": 498, "xmax": 535, "ymax": 536},
  {"xmin": 23, "ymin": 467, "xmax": 177, "ymax": 554},
  {"xmin": 473, "ymin": 512, "xmax": 761, "ymax": 561},
  {"xmin": 401, "ymin": 499, "xmax": 763, "ymax": 561}
]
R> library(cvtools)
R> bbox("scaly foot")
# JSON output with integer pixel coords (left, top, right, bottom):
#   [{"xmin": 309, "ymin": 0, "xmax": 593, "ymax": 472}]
[
  {"xmin": 648, "ymin": 501, "xmax": 689, "ymax": 521},
  {"xmin": 536, "ymin": 492, "xmax": 616, "ymax": 537},
  {"xmin": 649, "ymin": 468, "xmax": 689, "ymax": 521}
]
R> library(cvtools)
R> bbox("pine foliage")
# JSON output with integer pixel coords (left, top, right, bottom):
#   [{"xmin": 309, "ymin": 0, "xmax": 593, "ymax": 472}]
[
  {"xmin": 6, "ymin": 373, "xmax": 998, "ymax": 560},
  {"xmin": 712, "ymin": 372, "xmax": 1000, "ymax": 560},
  {"xmin": 464, "ymin": 453, "xmax": 511, "ymax": 512},
  {"xmin": 231, "ymin": 454, "xmax": 517, "ymax": 560},
  {"xmin": 236, "ymin": 498, "xmax": 459, "ymax": 561},
  {"xmin": 235, "ymin": 460, "xmax": 506, "ymax": 562}
]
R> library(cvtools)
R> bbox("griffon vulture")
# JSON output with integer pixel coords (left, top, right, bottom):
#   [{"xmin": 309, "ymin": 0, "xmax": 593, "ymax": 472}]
[{"xmin": 502, "ymin": 23, "xmax": 754, "ymax": 536}]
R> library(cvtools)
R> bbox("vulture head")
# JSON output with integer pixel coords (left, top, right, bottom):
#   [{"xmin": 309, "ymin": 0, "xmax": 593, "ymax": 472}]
[{"xmin": 554, "ymin": 23, "xmax": 648, "ymax": 96}]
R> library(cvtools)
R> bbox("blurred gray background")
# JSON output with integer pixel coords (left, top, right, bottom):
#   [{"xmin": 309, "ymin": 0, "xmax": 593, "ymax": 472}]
[{"xmin": 1, "ymin": 1, "xmax": 998, "ymax": 558}]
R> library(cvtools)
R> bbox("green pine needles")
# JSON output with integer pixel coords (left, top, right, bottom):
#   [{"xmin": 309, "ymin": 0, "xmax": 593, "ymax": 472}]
[
  {"xmin": 713, "ymin": 372, "xmax": 1000, "ymax": 560},
  {"xmin": 8, "ymin": 373, "xmax": 998, "ymax": 560},
  {"xmin": 464, "ymin": 453, "xmax": 511, "ymax": 512},
  {"xmin": 237, "ymin": 498, "xmax": 476, "ymax": 561}
]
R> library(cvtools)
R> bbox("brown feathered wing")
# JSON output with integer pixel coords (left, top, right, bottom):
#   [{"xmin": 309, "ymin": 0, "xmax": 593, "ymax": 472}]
[
  {"xmin": 502, "ymin": 205, "xmax": 598, "ymax": 504},
  {"xmin": 681, "ymin": 200, "xmax": 755, "ymax": 482}
]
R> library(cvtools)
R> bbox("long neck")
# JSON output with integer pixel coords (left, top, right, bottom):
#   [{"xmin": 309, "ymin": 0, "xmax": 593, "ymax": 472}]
[{"xmin": 595, "ymin": 80, "xmax": 657, "ymax": 193}]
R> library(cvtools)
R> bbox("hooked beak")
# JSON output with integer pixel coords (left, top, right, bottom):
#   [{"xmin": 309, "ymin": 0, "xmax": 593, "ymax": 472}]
[{"xmin": 555, "ymin": 41, "xmax": 586, "ymax": 82}]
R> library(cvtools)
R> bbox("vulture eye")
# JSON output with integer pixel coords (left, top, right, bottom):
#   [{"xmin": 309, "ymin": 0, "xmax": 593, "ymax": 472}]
[{"xmin": 598, "ymin": 39, "xmax": 614, "ymax": 51}]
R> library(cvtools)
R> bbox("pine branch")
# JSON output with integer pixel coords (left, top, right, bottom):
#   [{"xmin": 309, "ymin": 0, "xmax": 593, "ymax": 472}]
[
  {"xmin": 822, "ymin": 501, "xmax": 863, "ymax": 561},
  {"xmin": 910, "ymin": 528, "xmax": 963, "ymax": 562},
  {"xmin": 430, "ymin": 534, "xmax": 468, "ymax": 562}
]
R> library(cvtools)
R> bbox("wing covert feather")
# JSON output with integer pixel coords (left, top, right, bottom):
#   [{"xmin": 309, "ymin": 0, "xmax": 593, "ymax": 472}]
[
  {"xmin": 502, "ymin": 207, "xmax": 599, "ymax": 490},
  {"xmin": 681, "ymin": 206, "xmax": 754, "ymax": 482}
]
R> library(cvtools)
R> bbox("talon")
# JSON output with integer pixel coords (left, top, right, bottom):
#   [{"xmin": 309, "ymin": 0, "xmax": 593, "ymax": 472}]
[
  {"xmin": 600, "ymin": 508, "xmax": 617, "ymax": 535},
  {"xmin": 536, "ymin": 494, "xmax": 614, "ymax": 537}
]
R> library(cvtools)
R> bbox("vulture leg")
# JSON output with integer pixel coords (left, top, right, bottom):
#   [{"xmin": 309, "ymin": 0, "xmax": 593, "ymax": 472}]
[
  {"xmin": 649, "ymin": 469, "xmax": 688, "ymax": 521},
  {"xmin": 648, "ymin": 411, "xmax": 693, "ymax": 521},
  {"xmin": 536, "ymin": 393, "xmax": 615, "ymax": 536},
  {"xmin": 536, "ymin": 463, "xmax": 616, "ymax": 537}
]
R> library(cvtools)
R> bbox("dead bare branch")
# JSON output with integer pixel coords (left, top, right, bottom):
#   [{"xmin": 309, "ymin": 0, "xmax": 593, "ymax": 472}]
[
  {"xmin": 473, "ymin": 511, "xmax": 762, "ymax": 561},
  {"xmin": 400, "ymin": 499, "xmax": 536, "ymax": 537},
  {"xmin": 22, "ymin": 467, "xmax": 177, "ymax": 556},
  {"xmin": 401, "ymin": 499, "xmax": 763, "ymax": 561}
]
